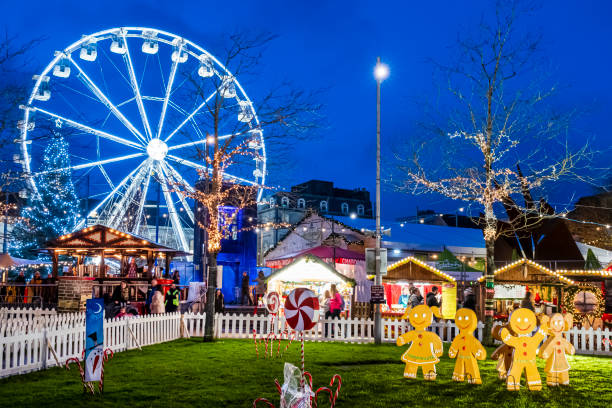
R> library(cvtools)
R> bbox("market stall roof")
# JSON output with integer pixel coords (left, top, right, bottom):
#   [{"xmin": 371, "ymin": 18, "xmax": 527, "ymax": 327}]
[
  {"xmin": 477, "ymin": 259, "xmax": 575, "ymax": 285},
  {"xmin": 265, "ymin": 254, "xmax": 356, "ymax": 286},
  {"xmin": 41, "ymin": 224, "xmax": 190, "ymax": 256},
  {"xmin": 333, "ymin": 215, "xmax": 486, "ymax": 256},
  {"xmin": 266, "ymin": 245, "xmax": 364, "ymax": 268},
  {"xmin": 384, "ymin": 256, "xmax": 456, "ymax": 283},
  {"xmin": 557, "ymin": 269, "xmax": 612, "ymax": 278},
  {"xmin": 0, "ymin": 253, "xmax": 49, "ymax": 268}
]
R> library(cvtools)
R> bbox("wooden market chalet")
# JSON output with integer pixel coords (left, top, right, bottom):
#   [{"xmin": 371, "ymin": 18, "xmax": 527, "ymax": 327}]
[{"xmin": 42, "ymin": 224, "xmax": 188, "ymax": 279}]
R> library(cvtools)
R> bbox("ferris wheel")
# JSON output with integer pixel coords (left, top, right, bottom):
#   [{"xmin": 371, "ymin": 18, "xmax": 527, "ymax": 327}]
[{"xmin": 19, "ymin": 27, "xmax": 266, "ymax": 253}]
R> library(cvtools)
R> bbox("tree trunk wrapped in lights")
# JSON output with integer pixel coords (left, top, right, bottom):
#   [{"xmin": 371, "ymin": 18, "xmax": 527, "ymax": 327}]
[{"xmin": 393, "ymin": 1, "xmax": 595, "ymax": 345}]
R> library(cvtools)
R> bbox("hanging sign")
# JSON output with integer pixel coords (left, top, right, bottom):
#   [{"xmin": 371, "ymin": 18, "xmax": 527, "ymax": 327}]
[
  {"xmin": 494, "ymin": 284, "xmax": 526, "ymax": 299},
  {"xmin": 370, "ymin": 285, "xmax": 386, "ymax": 304},
  {"xmin": 366, "ymin": 248, "xmax": 387, "ymax": 276},
  {"xmin": 85, "ymin": 298, "xmax": 104, "ymax": 382}
]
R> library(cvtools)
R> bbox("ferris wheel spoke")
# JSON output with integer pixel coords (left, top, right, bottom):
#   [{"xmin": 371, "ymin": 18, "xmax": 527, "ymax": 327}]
[
  {"xmin": 98, "ymin": 163, "xmax": 115, "ymax": 190},
  {"xmin": 157, "ymin": 162, "xmax": 190, "ymax": 252},
  {"xmin": 166, "ymin": 133, "xmax": 234, "ymax": 151},
  {"xmin": 164, "ymin": 89, "xmax": 217, "ymax": 143},
  {"xmin": 75, "ymin": 160, "xmax": 148, "ymax": 230},
  {"xmin": 107, "ymin": 160, "xmax": 152, "ymax": 228},
  {"xmin": 32, "ymin": 107, "xmax": 144, "ymax": 150},
  {"xmin": 133, "ymin": 165, "xmax": 153, "ymax": 234},
  {"xmin": 161, "ymin": 162, "xmax": 195, "ymax": 224},
  {"xmin": 166, "ymin": 154, "xmax": 258, "ymax": 186},
  {"xmin": 122, "ymin": 33, "xmax": 153, "ymax": 140},
  {"xmin": 68, "ymin": 55, "xmax": 148, "ymax": 145},
  {"xmin": 33, "ymin": 152, "xmax": 145, "ymax": 175},
  {"xmin": 156, "ymin": 43, "xmax": 183, "ymax": 140}
]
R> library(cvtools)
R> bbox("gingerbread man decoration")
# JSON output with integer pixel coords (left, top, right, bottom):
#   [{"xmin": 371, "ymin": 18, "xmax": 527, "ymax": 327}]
[
  {"xmin": 490, "ymin": 323, "xmax": 515, "ymax": 380},
  {"xmin": 448, "ymin": 308, "xmax": 486, "ymax": 384},
  {"xmin": 396, "ymin": 305, "xmax": 443, "ymax": 381},
  {"xmin": 499, "ymin": 308, "xmax": 549, "ymax": 391},
  {"xmin": 538, "ymin": 313, "xmax": 575, "ymax": 386}
]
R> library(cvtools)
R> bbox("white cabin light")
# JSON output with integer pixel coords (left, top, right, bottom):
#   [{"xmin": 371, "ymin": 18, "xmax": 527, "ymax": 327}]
[
  {"xmin": 79, "ymin": 40, "xmax": 97, "ymax": 61},
  {"xmin": 220, "ymin": 76, "xmax": 236, "ymax": 98},
  {"xmin": 238, "ymin": 100, "xmax": 253, "ymax": 123},
  {"xmin": 171, "ymin": 47, "xmax": 188, "ymax": 63},
  {"xmin": 198, "ymin": 55, "xmax": 214, "ymax": 77},
  {"xmin": 110, "ymin": 37, "xmax": 127, "ymax": 54},
  {"xmin": 253, "ymin": 168, "xmax": 263, "ymax": 178},
  {"xmin": 141, "ymin": 31, "xmax": 159, "ymax": 54},
  {"xmin": 52, "ymin": 52, "xmax": 71, "ymax": 78},
  {"xmin": 32, "ymin": 75, "xmax": 50, "ymax": 101}
]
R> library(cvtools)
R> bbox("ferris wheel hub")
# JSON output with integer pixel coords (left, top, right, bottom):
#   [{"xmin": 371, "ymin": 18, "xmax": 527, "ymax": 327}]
[{"xmin": 146, "ymin": 138, "xmax": 168, "ymax": 161}]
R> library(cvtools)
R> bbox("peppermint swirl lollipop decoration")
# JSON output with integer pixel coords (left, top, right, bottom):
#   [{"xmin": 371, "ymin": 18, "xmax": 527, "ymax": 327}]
[
  {"xmin": 284, "ymin": 288, "xmax": 320, "ymax": 331},
  {"xmin": 265, "ymin": 291, "xmax": 280, "ymax": 314}
]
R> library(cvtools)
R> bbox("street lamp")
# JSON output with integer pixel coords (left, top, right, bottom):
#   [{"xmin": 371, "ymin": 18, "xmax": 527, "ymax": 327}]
[{"xmin": 374, "ymin": 57, "xmax": 388, "ymax": 345}]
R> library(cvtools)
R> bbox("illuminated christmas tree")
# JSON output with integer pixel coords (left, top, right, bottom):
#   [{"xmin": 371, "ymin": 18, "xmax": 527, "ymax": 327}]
[{"xmin": 11, "ymin": 133, "xmax": 80, "ymax": 258}]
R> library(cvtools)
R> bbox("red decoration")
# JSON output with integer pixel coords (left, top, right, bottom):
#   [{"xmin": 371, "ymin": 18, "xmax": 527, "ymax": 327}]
[{"xmin": 284, "ymin": 288, "xmax": 319, "ymax": 331}]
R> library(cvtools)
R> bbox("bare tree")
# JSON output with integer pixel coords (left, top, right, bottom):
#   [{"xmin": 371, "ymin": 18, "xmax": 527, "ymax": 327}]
[
  {"xmin": 170, "ymin": 32, "xmax": 321, "ymax": 341},
  {"xmin": 393, "ymin": 1, "xmax": 597, "ymax": 344}
]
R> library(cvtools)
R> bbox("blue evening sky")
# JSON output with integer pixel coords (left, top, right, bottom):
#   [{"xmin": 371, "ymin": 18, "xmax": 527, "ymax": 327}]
[{"xmin": 2, "ymin": 1, "xmax": 610, "ymax": 219}]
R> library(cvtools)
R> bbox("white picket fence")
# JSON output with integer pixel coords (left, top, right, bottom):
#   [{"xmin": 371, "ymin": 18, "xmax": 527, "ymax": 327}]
[
  {"xmin": 0, "ymin": 312, "xmax": 195, "ymax": 378},
  {"xmin": 2, "ymin": 310, "xmax": 611, "ymax": 379}
]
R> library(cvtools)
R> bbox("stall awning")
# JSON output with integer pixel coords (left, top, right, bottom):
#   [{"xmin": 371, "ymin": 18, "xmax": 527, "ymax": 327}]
[
  {"xmin": 384, "ymin": 256, "xmax": 456, "ymax": 283},
  {"xmin": 266, "ymin": 246, "xmax": 364, "ymax": 269},
  {"xmin": 477, "ymin": 259, "xmax": 575, "ymax": 285},
  {"xmin": 0, "ymin": 253, "xmax": 49, "ymax": 268},
  {"xmin": 266, "ymin": 254, "xmax": 356, "ymax": 286}
]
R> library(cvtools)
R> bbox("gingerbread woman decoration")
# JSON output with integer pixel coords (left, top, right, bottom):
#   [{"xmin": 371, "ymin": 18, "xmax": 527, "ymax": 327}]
[
  {"xmin": 448, "ymin": 308, "xmax": 486, "ymax": 384},
  {"xmin": 490, "ymin": 323, "xmax": 515, "ymax": 380},
  {"xmin": 499, "ymin": 308, "xmax": 549, "ymax": 391},
  {"xmin": 396, "ymin": 305, "xmax": 443, "ymax": 380},
  {"xmin": 538, "ymin": 313, "xmax": 575, "ymax": 386}
]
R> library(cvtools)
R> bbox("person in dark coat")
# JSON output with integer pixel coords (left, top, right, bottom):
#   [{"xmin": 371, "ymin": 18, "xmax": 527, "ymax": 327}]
[
  {"xmin": 172, "ymin": 270, "xmax": 180, "ymax": 285},
  {"xmin": 241, "ymin": 271, "xmax": 251, "ymax": 305},
  {"xmin": 14, "ymin": 271, "xmax": 26, "ymax": 302},
  {"xmin": 426, "ymin": 287, "xmax": 441, "ymax": 321},
  {"xmin": 215, "ymin": 288, "xmax": 224, "ymax": 313},
  {"xmin": 463, "ymin": 287, "xmax": 476, "ymax": 311},
  {"xmin": 145, "ymin": 278, "xmax": 159, "ymax": 314},
  {"xmin": 521, "ymin": 291, "xmax": 535, "ymax": 311}
]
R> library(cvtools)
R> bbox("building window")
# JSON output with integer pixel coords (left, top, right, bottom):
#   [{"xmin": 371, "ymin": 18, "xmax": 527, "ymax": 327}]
[
  {"xmin": 341, "ymin": 202, "xmax": 349, "ymax": 215},
  {"xmin": 297, "ymin": 198, "xmax": 305, "ymax": 209},
  {"xmin": 357, "ymin": 204, "xmax": 364, "ymax": 216},
  {"xmin": 320, "ymin": 200, "xmax": 328, "ymax": 212},
  {"xmin": 281, "ymin": 196, "xmax": 289, "ymax": 207},
  {"xmin": 269, "ymin": 197, "xmax": 275, "ymax": 206}
]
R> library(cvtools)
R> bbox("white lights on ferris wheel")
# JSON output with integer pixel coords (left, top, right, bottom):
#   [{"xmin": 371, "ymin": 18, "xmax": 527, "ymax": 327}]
[
  {"xmin": 110, "ymin": 36, "xmax": 127, "ymax": 55},
  {"xmin": 198, "ymin": 55, "xmax": 214, "ymax": 78},
  {"xmin": 79, "ymin": 39, "xmax": 98, "ymax": 62},
  {"xmin": 52, "ymin": 52, "xmax": 71, "ymax": 78},
  {"xmin": 141, "ymin": 31, "xmax": 159, "ymax": 55},
  {"xmin": 20, "ymin": 27, "xmax": 267, "ymax": 254}
]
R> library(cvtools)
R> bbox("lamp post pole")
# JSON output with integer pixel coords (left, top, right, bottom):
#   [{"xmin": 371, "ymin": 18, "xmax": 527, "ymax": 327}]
[{"xmin": 373, "ymin": 57, "xmax": 388, "ymax": 344}]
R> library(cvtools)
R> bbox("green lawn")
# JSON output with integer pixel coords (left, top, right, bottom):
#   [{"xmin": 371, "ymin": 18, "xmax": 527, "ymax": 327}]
[{"xmin": 0, "ymin": 339, "xmax": 610, "ymax": 407}]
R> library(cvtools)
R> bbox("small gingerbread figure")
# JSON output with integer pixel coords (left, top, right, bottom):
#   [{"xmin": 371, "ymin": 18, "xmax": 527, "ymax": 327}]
[
  {"xmin": 500, "ymin": 308, "xmax": 549, "ymax": 391},
  {"xmin": 538, "ymin": 313, "xmax": 575, "ymax": 386},
  {"xmin": 448, "ymin": 308, "xmax": 486, "ymax": 384},
  {"xmin": 490, "ymin": 323, "xmax": 515, "ymax": 380},
  {"xmin": 396, "ymin": 305, "xmax": 443, "ymax": 381}
]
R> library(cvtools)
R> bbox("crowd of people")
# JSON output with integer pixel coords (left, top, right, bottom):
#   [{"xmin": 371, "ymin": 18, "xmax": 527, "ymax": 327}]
[{"xmin": 2, "ymin": 270, "xmax": 56, "ymax": 305}]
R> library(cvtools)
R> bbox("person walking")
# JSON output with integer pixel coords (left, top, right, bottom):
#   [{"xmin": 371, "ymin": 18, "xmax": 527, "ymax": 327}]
[
  {"xmin": 241, "ymin": 271, "xmax": 251, "ymax": 305},
  {"xmin": 463, "ymin": 287, "xmax": 476, "ymax": 311},
  {"xmin": 321, "ymin": 290, "xmax": 332, "ymax": 337},
  {"xmin": 165, "ymin": 283, "xmax": 180, "ymax": 313},
  {"xmin": 30, "ymin": 271, "xmax": 43, "ymax": 304},
  {"xmin": 215, "ymin": 288, "xmax": 225, "ymax": 314},
  {"xmin": 254, "ymin": 270, "xmax": 267, "ymax": 305},
  {"xmin": 521, "ymin": 291, "xmax": 535, "ymax": 311},
  {"xmin": 328, "ymin": 284, "xmax": 343, "ymax": 338},
  {"xmin": 145, "ymin": 279, "xmax": 159, "ymax": 314},
  {"xmin": 151, "ymin": 287, "xmax": 165, "ymax": 314}
]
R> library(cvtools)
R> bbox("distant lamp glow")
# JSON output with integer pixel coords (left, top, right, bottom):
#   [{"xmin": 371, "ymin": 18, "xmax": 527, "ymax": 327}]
[
  {"xmin": 374, "ymin": 62, "xmax": 389, "ymax": 81},
  {"xmin": 458, "ymin": 207, "xmax": 464, "ymax": 212},
  {"xmin": 393, "ymin": 249, "xmax": 400, "ymax": 255},
  {"xmin": 350, "ymin": 212, "xmax": 357, "ymax": 219}
]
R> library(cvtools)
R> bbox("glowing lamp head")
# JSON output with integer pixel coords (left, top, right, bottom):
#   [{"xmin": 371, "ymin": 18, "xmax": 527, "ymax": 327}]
[
  {"xmin": 146, "ymin": 138, "xmax": 168, "ymax": 161},
  {"xmin": 374, "ymin": 62, "xmax": 389, "ymax": 81}
]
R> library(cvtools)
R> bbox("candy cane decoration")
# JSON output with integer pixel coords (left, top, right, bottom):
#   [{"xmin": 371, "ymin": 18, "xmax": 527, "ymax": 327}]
[
  {"xmin": 66, "ymin": 348, "xmax": 114, "ymax": 395},
  {"xmin": 253, "ymin": 371, "xmax": 343, "ymax": 408},
  {"xmin": 300, "ymin": 332, "xmax": 305, "ymax": 390}
]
